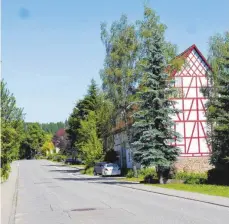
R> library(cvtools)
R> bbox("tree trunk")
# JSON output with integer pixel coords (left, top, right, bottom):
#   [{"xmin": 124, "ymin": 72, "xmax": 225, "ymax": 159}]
[
  {"xmin": 157, "ymin": 166, "xmax": 169, "ymax": 184},
  {"xmin": 133, "ymin": 161, "xmax": 138, "ymax": 178},
  {"xmin": 159, "ymin": 173, "xmax": 164, "ymax": 184}
]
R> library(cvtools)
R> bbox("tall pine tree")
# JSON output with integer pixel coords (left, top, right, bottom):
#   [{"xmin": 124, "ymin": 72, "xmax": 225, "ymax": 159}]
[{"xmin": 131, "ymin": 7, "xmax": 180, "ymax": 184}]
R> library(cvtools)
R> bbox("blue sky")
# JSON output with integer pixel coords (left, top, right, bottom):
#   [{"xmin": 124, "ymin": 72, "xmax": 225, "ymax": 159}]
[{"xmin": 2, "ymin": 0, "xmax": 229, "ymax": 123}]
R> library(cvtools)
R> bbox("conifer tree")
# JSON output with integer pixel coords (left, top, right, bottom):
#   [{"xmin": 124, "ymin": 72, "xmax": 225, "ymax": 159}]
[{"xmin": 131, "ymin": 7, "xmax": 180, "ymax": 183}]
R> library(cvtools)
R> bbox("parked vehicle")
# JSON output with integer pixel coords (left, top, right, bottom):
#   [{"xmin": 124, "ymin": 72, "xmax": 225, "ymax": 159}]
[
  {"xmin": 93, "ymin": 162, "xmax": 107, "ymax": 175},
  {"xmin": 64, "ymin": 158, "xmax": 84, "ymax": 165},
  {"xmin": 94, "ymin": 162, "xmax": 121, "ymax": 176}
]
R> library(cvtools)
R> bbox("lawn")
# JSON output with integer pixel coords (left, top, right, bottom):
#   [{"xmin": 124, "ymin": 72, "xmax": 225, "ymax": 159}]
[
  {"xmin": 122, "ymin": 177, "xmax": 229, "ymax": 198},
  {"xmin": 153, "ymin": 183, "xmax": 229, "ymax": 198}
]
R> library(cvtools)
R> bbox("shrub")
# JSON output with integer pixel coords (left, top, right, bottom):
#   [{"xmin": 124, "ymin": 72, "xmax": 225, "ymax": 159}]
[
  {"xmin": 52, "ymin": 154, "xmax": 66, "ymax": 162},
  {"xmin": 47, "ymin": 154, "xmax": 54, "ymax": 160},
  {"xmin": 125, "ymin": 167, "xmax": 157, "ymax": 182},
  {"xmin": 0, "ymin": 163, "xmax": 11, "ymax": 181},
  {"xmin": 126, "ymin": 169, "xmax": 134, "ymax": 178},
  {"xmin": 35, "ymin": 154, "xmax": 46, "ymax": 160},
  {"xmin": 208, "ymin": 168, "xmax": 229, "ymax": 185},
  {"xmin": 120, "ymin": 168, "xmax": 132, "ymax": 176},
  {"xmin": 80, "ymin": 166, "xmax": 94, "ymax": 175},
  {"xmin": 175, "ymin": 171, "xmax": 207, "ymax": 184},
  {"xmin": 138, "ymin": 167, "xmax": 157, "ymax": 178}
]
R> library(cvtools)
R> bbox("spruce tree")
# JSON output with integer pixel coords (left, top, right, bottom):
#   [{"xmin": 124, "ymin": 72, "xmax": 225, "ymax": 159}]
[{"xmin": 131, "ymin": 7, "xmax": 180, "ymax": 183}]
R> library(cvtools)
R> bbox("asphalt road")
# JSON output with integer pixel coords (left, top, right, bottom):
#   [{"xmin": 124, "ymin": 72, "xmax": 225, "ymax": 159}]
[{"xmin": 13, "ymin": 160, "xmax": 229, "ymax": 224}]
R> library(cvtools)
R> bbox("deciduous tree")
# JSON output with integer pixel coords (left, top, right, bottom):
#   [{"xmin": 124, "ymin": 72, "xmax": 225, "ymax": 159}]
[{"xmin": 205, "ymin": 32, "xmax": 229, "ymax": 168}]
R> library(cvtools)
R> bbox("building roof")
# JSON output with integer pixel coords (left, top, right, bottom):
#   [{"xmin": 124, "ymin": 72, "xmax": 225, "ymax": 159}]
[{"xmin": 176, "ymin": 44, "xmax": 212, "ymax": 70}]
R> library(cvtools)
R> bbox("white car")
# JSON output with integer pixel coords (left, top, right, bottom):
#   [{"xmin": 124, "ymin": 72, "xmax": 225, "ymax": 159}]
[{"xmin": 101, "ymin": 163, "xmax": 121, "ymax": 176}]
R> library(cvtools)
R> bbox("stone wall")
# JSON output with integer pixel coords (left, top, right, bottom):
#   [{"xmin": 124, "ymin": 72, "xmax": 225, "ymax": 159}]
[{"xmin": 175, "ymin": 157, "xmax": 214, "ymax": 173}]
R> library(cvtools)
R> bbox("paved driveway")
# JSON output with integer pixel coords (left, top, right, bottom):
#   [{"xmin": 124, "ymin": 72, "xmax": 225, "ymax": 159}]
[{"xmin": 8, "ymin": 160, "xmax": 229, "ymax": 224}]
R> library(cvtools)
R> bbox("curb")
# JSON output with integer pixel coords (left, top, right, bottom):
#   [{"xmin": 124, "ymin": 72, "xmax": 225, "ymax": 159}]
[
  {"xmin": 8, "ymin": 163, "xmax": 19, "ymax": 224},
  {"xmin": 116, "ymin": 182, "xmax": 229, "ymax": 209}
]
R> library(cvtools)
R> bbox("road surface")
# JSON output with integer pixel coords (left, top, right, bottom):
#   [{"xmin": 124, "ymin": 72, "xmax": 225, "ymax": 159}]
[{"xmin": 11, "ymin": 160, "xmax": 229, "ymax": 224}]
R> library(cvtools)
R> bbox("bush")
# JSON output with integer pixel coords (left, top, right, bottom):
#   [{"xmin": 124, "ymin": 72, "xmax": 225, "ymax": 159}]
[
  {"xmin": 208, "ymin": 168, "xmax": 229, "ymax": 185},
  {"xmin": 126, "ymin": 169, "xmax": 134, "ymax": 178},
  {"xmin": 47, "ymin": 154, "xmax": 54, "ymax": 160},
  {"xmin": 46, "ymin": 153, "xmax": 66, "ymax": 162},
  {"xmin": 35, "ymin": 154, "xmax": 46, "ymax": 160},
  {"xmin": 80, "ymin": 166, "xmax": 94, "ymax": 175},
  {"xmin": 125, "ymin": 167, "xmax": 157, "ymax": 182},
  {"xmin": 139, "ymin": 167, "xmax": 157, "ymax": 178},
  {"xmin": 1, "ymin": 163, "xmax": 11, "ymax": 181},
  {"xmin": 175, "ymin": 171, "xmax": 207, "ymax": 184},
  {"xmin": 53, "ymin": 154, "xmax": 66, "ymax": 162}
]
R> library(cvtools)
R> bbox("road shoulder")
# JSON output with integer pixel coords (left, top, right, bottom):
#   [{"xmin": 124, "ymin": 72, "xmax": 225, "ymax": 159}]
[
  {"xmin": 1, "ymin": 161, "xmax": 19, "ymax": 224},
  {"xmin": 116, "ymin": 181, "xmax": 229, "ymax": 208}
]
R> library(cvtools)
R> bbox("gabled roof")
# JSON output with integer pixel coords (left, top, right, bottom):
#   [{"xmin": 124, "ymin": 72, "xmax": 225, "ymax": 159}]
[
  {"xmin": 168, "ymin": 44, "xmax": 212, "ymax": 77},
  {"xmin": 177, "ymin": 44, "xmax": 212, "ymax": 70}
]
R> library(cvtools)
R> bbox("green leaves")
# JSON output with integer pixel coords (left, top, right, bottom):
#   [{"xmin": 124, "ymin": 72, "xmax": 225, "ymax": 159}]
[
  {"xmin": 1, "ymin": 80, "xmax": 25, "ymax": 180},
  {"xmin": 131, "ymin": 6, "xmax": 180, "ymax": 169},
  {"xmin": 77, "ymin": 111, "xmax": 103, "ymax": 166},
  {"xmin": 20, "ymin": 123, "xmax": 46, "ymax": 159},
  {"xmin": 206, "ymin": 32, "xmax": 229, "ymax": 167}
]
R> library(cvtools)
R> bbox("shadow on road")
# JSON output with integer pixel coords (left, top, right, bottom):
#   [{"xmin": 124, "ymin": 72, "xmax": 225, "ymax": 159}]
[
  {"xmin": 54, "ymin": 177, "xmax": 139, "ymax": 185},
  {"xmin": 49, "ymin": 169, "xmax": 82, "ymax": 173},
  {"xmin": 42, "ymin": 164, "xmax": 66, "ymax": 167}
]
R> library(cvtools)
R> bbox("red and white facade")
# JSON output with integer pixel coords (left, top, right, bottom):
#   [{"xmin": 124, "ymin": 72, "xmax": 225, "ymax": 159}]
[{"xmin": 171, "ymin": 45, "xmax": 211, "ymax": 157}]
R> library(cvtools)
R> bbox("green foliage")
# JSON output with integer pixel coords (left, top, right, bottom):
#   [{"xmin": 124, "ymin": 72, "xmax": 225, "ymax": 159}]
[
  {"xmin": 34, "ymin": 154, "xmax": 46, "ymax": 160},
  {"xmin": 205, "ymin": 32, "xmax": 229, "ymax": 168},
  {"xmin": 126, "ymin": 169, "xmax": 134, "ymax": 178},
  {"xmin": 41, "ymin": 134, "xmax": 55, "ymax": 155},
  {"xmin": 80, "ymin": 166, "xmax": 94, "ymax": 175},
  {"xmin": 67, "ymin": 79, "xmax": 112, "ymax": 146},
  {"xmin": 77, "ymin": 111, "xmax": 103, "ymax": 166},
  {"xmin": 154, "ymin": 183, "xmax": 229, "ymax": 198},
  {"xmin": 1, "ymin": 80, "xmax": 25, "ymax": 180},
  {"xmin": 174, "ymin": 172, "xmax": 207, "ymax": 184},
  {"xmin": 46, "ymin": 153, "xmax": 66, "ymax": 162},
  {"xmin": 131, "ymin": 7, "xmax": 180, "ymax": 174},
  {"xmin": 20, "ymin": 123, "xmax": 46, "ymax": 159},
  {"xmin": 125, "ymin": 167, "xmax": 157, "ymax": 180},
  {"xmin": 53, "ymin": 154, "xmax": 66, "ymax": 162},
  {"xmin": 138, "ymin": 167, "xmax": 157, "ymax": 177},
  {"xmin": 0, "ymin": 163, "xmax": 11, "ymax": 182},
  {"xmin": 100, "ymin": 14, "xmax": 140, "ymax": 162},
  {"xmin": 67, "ymin": 80, "xmax": 113, "ymax": 166},
  {"xmin": 46, "ymin": 154, "xmax": 54, "ymax": 160},
  {"xmin": 40, "ymin": 122, "xmax": 65, "ymax": 134}
]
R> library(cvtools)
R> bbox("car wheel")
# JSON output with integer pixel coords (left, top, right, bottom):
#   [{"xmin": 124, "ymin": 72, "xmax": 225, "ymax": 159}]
[{"xmin": 93, "ymin": 171, "xmax": 97, "ymax": 176}]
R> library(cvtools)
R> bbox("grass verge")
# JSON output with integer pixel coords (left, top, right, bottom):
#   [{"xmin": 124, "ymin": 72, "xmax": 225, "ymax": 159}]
[
  {"xmin": 121, "ymin": 177, "xmax": 229, "ymax": 198},
  {"xmin": 124, "ymin": 177, "xmax": 144, "ymax": 182},
  {"xmin": 153, "ymin": 183, "xmax": 229, "ymax": 198}
]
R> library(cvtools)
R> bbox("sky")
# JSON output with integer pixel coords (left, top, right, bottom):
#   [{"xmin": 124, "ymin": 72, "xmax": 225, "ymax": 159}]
[{"xmin": 2, "ymin": 0, "xmax": 229, "ymax": 123}]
